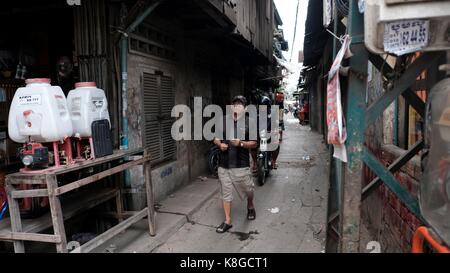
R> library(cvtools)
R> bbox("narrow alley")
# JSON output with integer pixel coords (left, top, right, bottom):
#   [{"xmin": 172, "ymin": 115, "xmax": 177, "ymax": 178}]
[
  {"xmin": 2, "ymin": 0, "xmax": 450, "ymax": 259},
  {"xmin": 88, "ymin": 113, "xmax": 328, "ymax": 253}
]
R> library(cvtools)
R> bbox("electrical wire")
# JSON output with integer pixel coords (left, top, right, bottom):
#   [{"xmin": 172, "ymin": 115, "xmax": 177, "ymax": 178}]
[
  {"xmin": 326, "ymin": 29, "xmax": 344, "ymax": 44},
  {"xmin": 289, "ymin": 0, "xmax": 300, "ymax": 62},
  {"xmin": 336, "ymin": 0, "xmax": 349, "ymax": 17}
]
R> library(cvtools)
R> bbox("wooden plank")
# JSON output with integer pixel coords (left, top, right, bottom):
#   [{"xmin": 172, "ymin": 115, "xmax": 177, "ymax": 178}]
[
  {"xmin": 7, "ymin": 177, "xmax": 46, "ymax": 185},
  {"xmin": 115, "ymin": 188, "xmax": 124, "ymax": 223},
  {"xmin": 52, "ymin": 148, "xmax": 144, "ymax": 175},
  {"xmin": 0, "ymin": 232, "xmax": 61, "ymax": 243},
  {"xmin": 11, "ymin": 188, "xmax": 48, "ymax": 199},
  {"xmin": 55, "ymin": 156, "xmax": 150, "ymax": 196},
  {"xmin": 7, "ymin": 148, "xmax": 144, "ymax": 179},
  {"xmin": 0, "ymin": 188, "xmax": 118, "ymax": 236},
  {"xmin": 46, "ymin": 175, "xmax": 68, "ymax": 253},
  {"xmin": 74, "ymin": 208, "xmax": 148, "ymax": 253},
  {"xmin": 5, "ymin": 183, "xmax": 25, "ymax": 253},
  {"xmin": 144, "ymin": 157, "xmax": 156, "ymax": 236},
  {"xmin": 95, "ymin": 211, "xmax": 137, "ymax": 219}
]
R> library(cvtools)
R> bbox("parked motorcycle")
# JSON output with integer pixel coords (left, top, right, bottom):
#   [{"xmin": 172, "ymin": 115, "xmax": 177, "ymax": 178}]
[{"xmin": 256, "ymin": 129, "xmax": 272, "ymax": 186}]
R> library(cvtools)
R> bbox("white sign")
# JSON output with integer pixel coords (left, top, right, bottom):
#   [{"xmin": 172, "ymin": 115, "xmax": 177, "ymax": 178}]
[
  {"xmin": 18, "ymin": 94, "xmax": 41, "ymax": 105},
  {"xmin": 384, "ymin": 19, "xmax": 429, "ymax": 56}
]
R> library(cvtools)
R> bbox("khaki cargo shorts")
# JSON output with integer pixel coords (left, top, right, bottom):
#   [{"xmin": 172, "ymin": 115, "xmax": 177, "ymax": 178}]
[{"xmin": 218, "ymin": 167, "xmax": 255, "ymax": 202}]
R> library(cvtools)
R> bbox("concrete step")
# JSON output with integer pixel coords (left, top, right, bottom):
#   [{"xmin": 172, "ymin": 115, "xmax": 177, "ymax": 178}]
[{"xmin": 89, "ymin": 176, "xmax": 219, "ymax": 253}]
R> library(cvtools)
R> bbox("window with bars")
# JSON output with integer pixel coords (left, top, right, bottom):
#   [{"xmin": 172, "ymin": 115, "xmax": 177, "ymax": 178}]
[
  {"xmin": 142, "ymin": 72, "xmax": 176, "ymax": 164},
  {"xmin": 130, "ymin": 23, "xmax": 176, "ymax": 61}
]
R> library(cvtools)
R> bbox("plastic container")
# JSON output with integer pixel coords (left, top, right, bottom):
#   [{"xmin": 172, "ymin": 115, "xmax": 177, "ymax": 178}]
[
  {"xmin": 8, "ymin": 78, "xmax": 73, "ymax": 143},
  {"xmin": 67, "ymin": 82, "xmax": 110, "ymax": 137}
]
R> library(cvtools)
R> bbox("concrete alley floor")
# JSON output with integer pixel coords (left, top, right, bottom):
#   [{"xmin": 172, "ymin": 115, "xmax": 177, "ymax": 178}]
[{"xmin": 92, "ymin": 112, "xmax": 329, "ymax": 253}]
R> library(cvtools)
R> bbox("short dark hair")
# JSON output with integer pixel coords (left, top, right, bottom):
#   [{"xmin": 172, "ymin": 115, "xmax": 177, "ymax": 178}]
[{"xmin": 231, "ymin": 95, "xmax": 247, "ymax": 106}]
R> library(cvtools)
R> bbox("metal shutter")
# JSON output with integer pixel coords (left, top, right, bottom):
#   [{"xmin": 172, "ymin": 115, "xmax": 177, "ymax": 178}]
[
  {"xmin": 160, "ymin": 76, "xmax": 174, "ymax": 115},
  {"xmin": 142, "ymin": 72, "xmax": 176, "ymax": 163},
  {"xmin": 160, "ymin": 76, "xmax": 176, "ymax": 160}
]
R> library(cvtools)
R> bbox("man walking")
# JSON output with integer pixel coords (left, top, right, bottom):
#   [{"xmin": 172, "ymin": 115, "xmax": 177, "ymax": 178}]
[{"xmin": 213, "ymin": 95, "xmax": 258, "ymax": 233}]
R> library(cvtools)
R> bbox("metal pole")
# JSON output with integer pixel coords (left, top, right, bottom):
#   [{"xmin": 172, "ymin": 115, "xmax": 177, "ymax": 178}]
[
  {"xmin": 120, "ymin": 36, "xmax": 129, "ymax": 150},
  {"xmin": 120, "ymin": 0, "xmax": 163, "ymax": 150},
  {"xmin": 325, "ymin": 0, "xmax": 344, "ymax": 253},
  {"xmin": 332, "ymin": 0, "xmax": 342, "ymax": 220},
  {"xmin": 119, "ymin": 1, "xmax": 163, "ymax": 189},
  {"xmin": 339, "ymin": 0, "xmax": 367, "ymax": 253},
  {"xmin": 394, "ymin": 98, "xmax": 398, "ymax": 145}
]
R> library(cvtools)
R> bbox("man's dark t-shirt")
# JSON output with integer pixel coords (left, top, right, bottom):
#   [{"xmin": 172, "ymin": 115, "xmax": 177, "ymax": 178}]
[{"xmin": 218, "ymin": 115, "xmax": 255, "ymax": 169}]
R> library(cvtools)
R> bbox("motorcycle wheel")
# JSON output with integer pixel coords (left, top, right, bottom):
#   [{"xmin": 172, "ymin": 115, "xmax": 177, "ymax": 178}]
[
  {"xmin": 208, "ymin": 148, "xmax": 221, "ymax": 177},
  {"xmin": 257, "ymin": 158, "xmax": 266, "ymax": 186}
]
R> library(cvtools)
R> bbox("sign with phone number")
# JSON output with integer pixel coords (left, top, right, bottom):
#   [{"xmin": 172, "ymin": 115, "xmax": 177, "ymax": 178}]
[{"xmin": 383, "ymin": 19, "xmax": 429, "ymax": 56}]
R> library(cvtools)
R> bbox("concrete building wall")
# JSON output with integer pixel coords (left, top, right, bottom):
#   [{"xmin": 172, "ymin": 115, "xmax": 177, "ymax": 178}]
[
  {"xmin": 126, "ymin": 51, "xmax": 191, "ymax": 209},
  {"xmin": 123, "ymin": 16, "xmax": 248, "ymax": 210}
]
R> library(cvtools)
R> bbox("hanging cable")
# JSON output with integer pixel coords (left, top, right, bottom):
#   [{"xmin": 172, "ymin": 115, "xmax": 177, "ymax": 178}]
[
  {"xmin": 336, "ymin": 0, "xmax": 349, "ymax": 17},
  {"xmin": 326, "ymin": 29, "xmax": 344, "ymax": 44},
  {"xmin": 289, "ymin": 0, "xmax": 300, "ymax": 62}
]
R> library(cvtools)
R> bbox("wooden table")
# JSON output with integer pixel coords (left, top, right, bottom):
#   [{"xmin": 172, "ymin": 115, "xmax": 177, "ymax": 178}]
[{"xmin": 0, "ymin": 148, "xmax": 155, "ymax": 253}]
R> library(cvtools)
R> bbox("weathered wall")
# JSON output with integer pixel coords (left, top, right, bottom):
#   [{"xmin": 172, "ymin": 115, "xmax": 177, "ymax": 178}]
[
  {"xmin": 234, "ymin": 0, "xmax": 274, "ymax": 60},
  {"xmin": 305, "ymin": 67, "xmax": 319, "ymax": 132},
  {"xmin": 365, "ymin": 145, "xmax": 422, "ymax": 253},
  {"xmin": 126, "ymin": 52, "xmax": 191, "ymax": 209},
  {"xmin": 383, "ymin": 103, "xmax": 395, "ymax": 145},
  {"xmin": 124, "ymin": 15, "xmax": 247, "ymax": 209}
]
